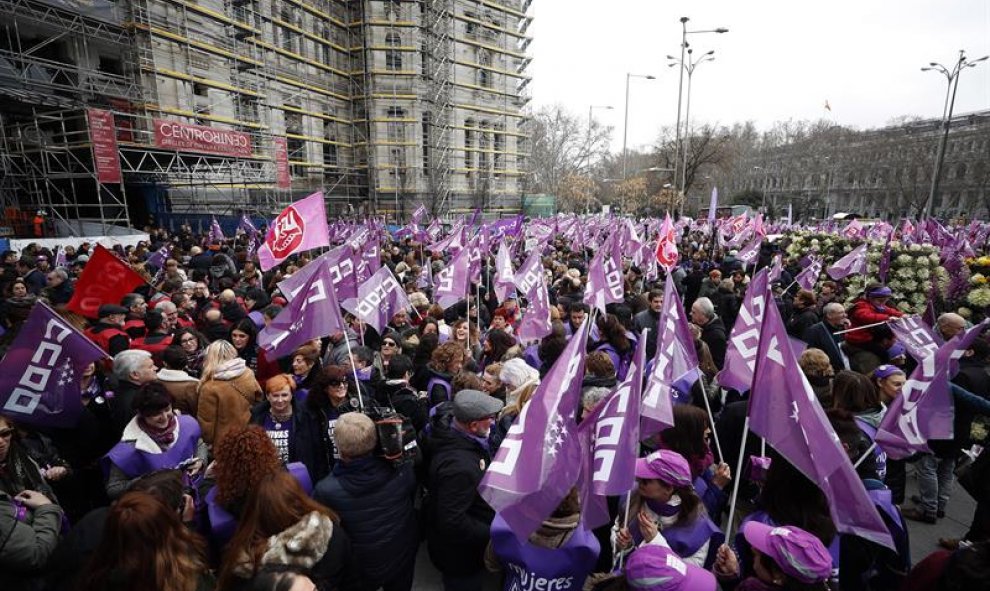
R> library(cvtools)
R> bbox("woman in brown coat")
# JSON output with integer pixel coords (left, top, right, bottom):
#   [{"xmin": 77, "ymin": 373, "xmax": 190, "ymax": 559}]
[{"xmin": 197, "ymin": 340, "xmax": 262, "ymax": 448}]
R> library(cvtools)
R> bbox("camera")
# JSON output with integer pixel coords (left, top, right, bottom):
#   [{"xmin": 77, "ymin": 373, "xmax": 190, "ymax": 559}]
[{"xmin": 361, "ymin": 406, "xmax": 418, "ymax": 464}]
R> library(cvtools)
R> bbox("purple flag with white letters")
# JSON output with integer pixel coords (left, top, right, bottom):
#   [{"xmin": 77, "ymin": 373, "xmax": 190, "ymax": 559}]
[
  {"xmin": 278, "ymin": 245, "xmax": 360, "ymax": 302},
  {"xmin": 513, "ymin": 249, "xmax": 552, "ymax": 343},
  {"xmin": 209, "ymin": 217, "xmax": 225, "ymax": 243},
  {"xmin": 417, "ymin": 259, "xmax": 433, "ymax": 290},
  {"xmin": 767, "ymin": 255, "xmax": 783, "ymax": 283},
  {"xmin": 889, "ymin": 316, "xmax": 941, "ymax": 363},
  {"xmin": 749, "ymin": 291, "xmax": 894, "ymax": 549},
  {"xmin": 411, "ymin": 203, "xmax": 427, "ymax": 225},
  {"xmin": 494, "ymin": 241, "xmax": 515, "ymax": 303},
  {"xmin": 641, "ymin": 273, "xmax": 699, "ymax": 436},
  {"xmin": 826, "ymin": 243, "xmax": 868, "ymax": 280},
  {"xmin": 736, "ymin": 237, "xmax": 762, "ymax": 266},
  {"xmin": 876, "ymin": 320, "xmax": 988, "ymax": 459},
  {"xmin": 584, "ymin": 234, "xmax": 625, "ymax": 315},
  {"xmin": 795, "ymin": 257, "xmax": 822, "ymax": 291},
  {"xmin": 479, "ymin": 320, "xmax": 589, "ymax": 538},
  {"xmin": 341, "ymin": 266, "xmax": 411, "ymax": 335},
  {"xmin": 718, "ymin": 269, "xmax": 770, "ymax": 393},
  {"xmin": 259, "ymin": 262, "xmax": 344, "ymax": 359},
  {"xmin": 0, "ymin": 301, "xmax": 108, "ymax": 428},
  {"xmin": 434, "ymin": 247, "xmax": 471, "ymax": 309}
]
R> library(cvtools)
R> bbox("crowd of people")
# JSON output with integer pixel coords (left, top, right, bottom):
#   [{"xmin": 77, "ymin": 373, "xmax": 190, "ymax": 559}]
[{"xmin": 0, "ymin": 219, "xmax": 989, "ymax": 591}]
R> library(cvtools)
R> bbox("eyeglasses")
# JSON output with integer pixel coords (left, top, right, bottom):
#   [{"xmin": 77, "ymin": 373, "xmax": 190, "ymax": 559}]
[
  {"xmin": 382, "ymin": 341, "xmax": 396, "ymax": 347},
  {"xmin": 327, "ymin": 380, "xmax": 346, "ymax": 387},
  {"xmin": 0, "ymin": 428, "xmax": 14, "ymax": 438},
  {"xmin": 180, "ymin": 337, "xmax": 197, "ymax": 344}
]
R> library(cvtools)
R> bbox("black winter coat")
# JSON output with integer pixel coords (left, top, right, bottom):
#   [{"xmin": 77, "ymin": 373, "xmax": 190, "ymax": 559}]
[
  {"xmin": 380, "ymin": 380, "xmax": 429, "ymax": 434},
  {"xmin": 700, "ymin": 316, "xmax": 728, "ymax": 369},
  {"xmin": 313, "ymin": 457, "xmax": 418, "ymax": 590},
  {"xmin": 425, "ymin": 415, "xmax": 495, "ymax": 576},
  {"xmin": 250, "ymin": 400, "xmax": 330, "ymax": 482}
]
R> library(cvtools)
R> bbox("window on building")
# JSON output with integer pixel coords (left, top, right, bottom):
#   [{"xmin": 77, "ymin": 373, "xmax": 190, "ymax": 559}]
[
  {"xmin": 387, "ymin": 107, "xmax": 406, "ymax": 143},
  {"xmin": 422, "ymin": 113, "xmax": 431, "ymax": 172},
  {"xmin": 464, "ymin": 118, "xmax": 475, "ymax": 171},
  {"xmin": 465, "ymin": 12, "xmax": 477, "ymax": 36},
  {"xmin": 956, "ymin": 162, "xmax": 967, "ymax": 180},
  {"xmin": 493, "ymin": 124, "xmax": 504, "ymax": 173},
  {"xmin": 477, "ymin": 50, "xmax": 492, "ymax": 88},
  {"xmin": 323, "ymin": 121, "xmax": 338, "ymax": 167},
  {"xmin": 385, "ymin": 32, "xmax": 402, "ymax": 70},
  {"xmin": 384, "ymin": 0, "xmax": 401, "ymax": 20},
  {"xmin": 478, "ymin": 120, "xmax": 490, "ymax": 172}
]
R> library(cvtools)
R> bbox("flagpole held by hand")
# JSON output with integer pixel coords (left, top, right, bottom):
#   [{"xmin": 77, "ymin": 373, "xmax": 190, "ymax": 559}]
[
  {"xmin": 617, "ymin": 490, "xmax": 633, "ymax": 570},
  {"xmin": 832, "ymin": 319, "xmax": 892, "ymax": 336},
  {"xmin": 853, "ymin": 442, "xmax": 877, "ymax": 470}
]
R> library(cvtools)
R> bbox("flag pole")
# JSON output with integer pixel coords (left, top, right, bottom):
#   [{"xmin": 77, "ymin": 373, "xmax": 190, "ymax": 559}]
[
  {"xmin": 724, "ymin": 416, "xmax": 751, "ymax": 542},
  {"xmin": 832, "ymin": 320, "xmax": 891, "ymax": 336},
  {"xmin": 617, "ymin": 490, "xmax": 633, "ymax": 570},
  {"xmin": 853, "ymin": 442, "xmax": 877, "ymax": 470},
  {"xmin": 698, "ymin": 376, "xmax": 724, "ymax": 463},
  {"xmin": 341, "ymin": 332, "xmax": 365, "ymax": 411}
]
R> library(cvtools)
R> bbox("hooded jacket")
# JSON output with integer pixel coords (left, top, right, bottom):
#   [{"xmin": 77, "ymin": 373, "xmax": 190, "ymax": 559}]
[{"xmin": 197, "ymin": 358, "xmax": 263, "ymax": 446}]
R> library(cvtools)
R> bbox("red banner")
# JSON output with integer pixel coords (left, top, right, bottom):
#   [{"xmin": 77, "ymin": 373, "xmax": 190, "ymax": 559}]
[
  {"xmin": 87, "ymin": 109, "xmax": 122, "ymax": 184},
  {"xmin": 274, "ymin": 137, "xmax": 291, "ymax": 189},
  {"xmin": 67, "ymin": 244, "xmax": 147, "ymax": 318},
  {"xmin": 153, "ymin": 118, "xmax": 252, "ymax": 157}
]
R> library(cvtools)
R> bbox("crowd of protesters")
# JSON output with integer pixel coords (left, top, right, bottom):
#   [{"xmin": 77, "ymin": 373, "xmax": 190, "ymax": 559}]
[{"xmin": 0, "ymin": 218, "xmax": 989, "ymax": 591}]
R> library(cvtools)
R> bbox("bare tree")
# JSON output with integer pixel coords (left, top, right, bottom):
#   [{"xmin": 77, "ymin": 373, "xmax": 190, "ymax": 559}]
[{"xmin": 527, "ymin": 104, "xmax": 613, "ymax": 197}]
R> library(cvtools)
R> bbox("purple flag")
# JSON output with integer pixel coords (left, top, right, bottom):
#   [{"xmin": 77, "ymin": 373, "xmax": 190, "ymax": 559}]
[
  {"xmin": 278, "ymin": 245, "xmax": 360, "ymax": 302},
  {"xmin": 479, "ymin": 320, "xmax": 589, "ymax": 538},
  {"xmin": 718, "ymin": 269, "xmax": 770, "ymax": 393},
  {"xmin": 341, "ymin": 266, "xmax": 412, "ymax": 335},
  {"xmin": 877, "ymin": 232, "xmax": 893, "ymax": 283},
  {"xmin": 707, "ymin": 187, "xmax": 719, "ymax": 225},
  {"xmin": 513, "ymin": 249, "xmax": 552, "ymax": 343},
  {"xmin": 840, "ymin": 219, "xmax": 864, "ymax": 239},
  {"xmin": 641, "ymin": 273, "xmax": 699, "ymax": 436},
  {"xmin": 493, "ymin": 241, "xmax": 515, "ymax": 303},
  {"xmin": 767, "ymin": 255, "xmax": 783, "ymax": 283},
  {"xmin": 411, "ymin": 203, "xmax": 427, "ymax": 225},
  {"xmin": 417, "ymin": 258, "xmax": 433, "ymax": 290},
  {"xmin": 238, "ymin": 214, "xmax": 258, "ymax": 238},
  {"xmin": 0, "ymin": 301, "xmax": 108, "ymax": 428},
  {"xmin": 826, "ymin": 243, "xmax": 868, "ymax": 281},
  {"xmin": 258, "ymin": 261, "xmax": 344, "ymax": 359},
  {"xmin": 736, "ymin": 237, "xmax": 762, "ymax": 266},
  {"xmin": 209, "ymin": 217, "xmax": 225, "ymax": 243},
  {"xmin": 749, "ymin": 287, "xmax": 894, "ymax": 549},
  {"xmin": 876, "ymin": 320, "xmax": 988, "ymax": 459},
  {"xmin": 794, "ymin": 257, "xmax": 822, "ymax": 291},
  {"xmin": 146, "ymin": 242, "xmax": 170, "ymax": 269},
  {"xmin": 584, "ymin": 234, "xmax": 624, "ymax": 315},
  {"xmin": 888, "ymin": 316, "xmax": 940, "ymax": 363},
  {"xmin": 434, "ymin": 247, "xmax": 471, "ymax": 309},
  {"xmin": 54, "ymin": 247, "xmax": 67, "ymax": 269}
]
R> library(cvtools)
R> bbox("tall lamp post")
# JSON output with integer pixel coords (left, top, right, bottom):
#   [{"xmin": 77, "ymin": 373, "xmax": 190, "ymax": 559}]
[
  {"xmin": 622, "ymin": 73, "xmax": 656, "ymax": 180},
  {"xmin": 587, "ymin": 104, "xmax": 614, "ymax": 170},
  {"xmin": 669, "ymin": 48, "xmax": 715, "ymax": 199},
  {"xmin": 922, "ymin": 50, "xmax": 988, "ymax": 219},
  {"xmin": 671, "ymin": 17, "xmax": 728, "ymax": 197}
]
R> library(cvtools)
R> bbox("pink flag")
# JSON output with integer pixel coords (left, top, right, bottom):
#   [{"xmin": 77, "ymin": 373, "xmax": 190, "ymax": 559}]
[
  {"xmin": 826, "ymin": 243, "xmax": 868, "ymax": 281},
  {"xmin": 258, "ymin": 192, "xmax": 331, "ymax": 271},
  {"xmin": 341, "ymin": 266, "xmax": 412, "ymax": 335},
  {"xmin": 479, "ymin": 320, "xmax": 589, "ymax": 538},
  {"xmin": 841, "ymin": 219, "xmax": 864, "ymax": 239},
  {"xmin": 641, "ymin": 273, "xmax": 699, "ymax": 436},
  {"xmin": 258, "ymin": 261, "xmax": 344, "ymax": 359},
  {"xmin": 434, "ymin": 247, "xmax": 471, "ymax": 309},
  {"xmin": 513, "ymin": 249, "xmax": 552, "ymax": 343},
  {"xmin": 877, "ymin": 320, "xmax": 988, "ymax": 459},
  {"xmin": 718, "ymin": 269, "xmax": 770, "ymax": 393},
  {"xmin": 655, "ymin": 213, "xmax": 679, "ymax": 271},
  {"xmin": 749, "ymin": 289, "xmax": 894, "ymax": 549},
  {"xmin": 493, "ymin": 241, "xmax": 515, "ymax": 304}
]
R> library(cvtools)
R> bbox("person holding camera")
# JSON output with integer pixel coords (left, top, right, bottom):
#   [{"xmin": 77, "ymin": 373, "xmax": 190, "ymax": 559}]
[{"xmin": 313, "ymin": 413, "xmax": 418, "ymax": 591}]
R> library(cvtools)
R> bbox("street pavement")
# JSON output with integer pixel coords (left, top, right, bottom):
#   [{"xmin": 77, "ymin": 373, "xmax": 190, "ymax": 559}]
[{"xmin": 410, "ymin": 462, "xmax": 975, "ymax": 589}]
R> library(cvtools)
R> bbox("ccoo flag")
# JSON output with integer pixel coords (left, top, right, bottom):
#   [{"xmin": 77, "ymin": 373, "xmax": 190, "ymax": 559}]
[
  {"xmin": 341, "ymin": 266, "xmax": 412, "ymax": 335},
  {"xmin": 794, "ymin": 257, "xmax": 822, "ymax": 291},
  {"xmin": 493, "ymin": 241, "xmax": 515, "ymax": 304},
  {"xmin": 434, "ymin": 247, "xmax": 472, "ymax": 309},
  {"xmin": 584, "ymin": 233, "xmax": 625, "ymax": 315},
  {"xmin": 278, "ymin": 245, "xmax": 360, "ymax": 302},
  {"xmin": 0, "ymin": 301, "xmax": 108, "ymax": 428},
  {"xmin": 749, "ymin": 284, "xmax": 894, "ymax": 549},
  {"xmin": 826, "ymin": 243, "xmax": 868, "ymax": 281},
  {"xmin": 718, "ymin": 269, "xmax": 770, "ymax": 394},
  {"xmin": 258, "ymin": 261, "xmax": 344, "ymax": 359},
  {"xmin": 479, "ymin": 320, "xmax": 590, "ymax": 539},
  {"xmin": 513, "ymin": 248, "xmax": 553, "ymax": 343},
  {"xmin": 258, "ymin": 192, "xmax": 331, "ymax": 271}
]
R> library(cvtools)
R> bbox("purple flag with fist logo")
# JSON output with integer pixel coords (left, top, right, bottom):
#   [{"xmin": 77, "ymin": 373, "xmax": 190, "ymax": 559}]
[
  {"xmin": 259, "ymin": 262, "xmax": 344, "ymax": 359},
  {"xmin": 0, "ymin": 301, "xmax": 107, "ymax": 428},
  {"xmin": 341, "ymin": 266, "xmax": 412, "ymax": 335},
  {"xmin": 749, "ymin": 287, "xmax": 893, "ymax": 549},
  {"xmin": 479, "ymin": 320, "xmax": 589, "ymax": 538}
]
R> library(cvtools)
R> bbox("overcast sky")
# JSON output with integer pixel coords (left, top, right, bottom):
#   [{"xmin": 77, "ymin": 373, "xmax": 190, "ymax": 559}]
[{"xmin": 528, "ymin": 0, "xmax": 990, "ymax": 153}]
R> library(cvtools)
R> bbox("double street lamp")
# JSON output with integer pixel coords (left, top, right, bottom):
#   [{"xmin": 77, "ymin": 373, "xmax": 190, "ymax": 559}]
[
  {"xmin": 669, "ymin": 48, "xmax": 716, "ymax": 198},
  {"xmin": 622, "ymin": 73, "xmax": 656, "ymax": 180},
  {"xmin": 670, "ymin": 17, "xmax": 728, "ymax": 197},
  {"xmin": 921, "ymin": 50, "xmax": 988, "ymax": 219}
]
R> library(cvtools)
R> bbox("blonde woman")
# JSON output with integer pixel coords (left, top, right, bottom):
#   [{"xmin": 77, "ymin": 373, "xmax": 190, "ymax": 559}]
[
  {"xmin": 197, "ymin": 340, "xmax": 263, "ymax": 448},
  {"xmin": 495, "ymin": 358, "xmax": 541, "ymax": 436}
]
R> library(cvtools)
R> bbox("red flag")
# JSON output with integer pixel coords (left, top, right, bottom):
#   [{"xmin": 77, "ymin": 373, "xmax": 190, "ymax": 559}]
[
  {"xmin": 655, "ymin": 213, "xmax": 679, "ymax": 270},
  {"xmin": 67, "ymin": 244, "xmax": 146, "ymax": 318}
]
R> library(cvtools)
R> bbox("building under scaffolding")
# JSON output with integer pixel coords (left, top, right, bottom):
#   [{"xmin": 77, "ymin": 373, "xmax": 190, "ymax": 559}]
[{"xmin": 0, "ymin": 0, "xmax": 532, "ymax": 236}]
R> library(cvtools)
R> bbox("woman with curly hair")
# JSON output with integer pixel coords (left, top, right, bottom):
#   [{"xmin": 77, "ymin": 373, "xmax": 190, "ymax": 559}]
[
  {"xmin": 423, "ymin": 341, "xmax": 466, "ymax": 407},
  {"xmin": 219, "ymin": 471, "xmax": 352, "ymax": 591},
  {"xmin": 290, "ymin": 342, "xmax": 322, "ymax": 401},
  {"xmin": 78, "ymin": 491, "xmax": 214, "ymax": 591},
  {"xmin": 478, "ymin": 329, "xmax": 516, "ymax": 372},
  {"xmin": 450, "ymin": 318, "xmax": 482, "ymax": 360},
  {"xmin": 197, "ymin": 340, "xmax": 263, "ymax": 448}
]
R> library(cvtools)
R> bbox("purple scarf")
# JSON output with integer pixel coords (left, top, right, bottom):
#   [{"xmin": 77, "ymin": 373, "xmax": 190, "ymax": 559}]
[{"xmin": 138, "ymin": 414, "xmax": 177, "ymax": 449}]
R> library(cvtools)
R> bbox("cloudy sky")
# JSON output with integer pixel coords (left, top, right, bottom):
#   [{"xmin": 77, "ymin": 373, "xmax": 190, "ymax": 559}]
[{"xmin": 528, "ymin": 0, "xmax": 990, "ymax": 153}]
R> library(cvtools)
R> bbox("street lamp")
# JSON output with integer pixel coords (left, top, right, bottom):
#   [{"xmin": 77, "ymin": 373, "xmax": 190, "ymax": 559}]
[
  {"xmin": 921, "ymin": 50, "xmax": 988, "ymax": 218},
  {"xmin": 671, "ymin": 17, "xmax": 728, "ymax": 199},
  {"xmin": 587, "ymin": 104, "xmax": 614, "ymax": 170},
  {"xmin": 622, "ymin": 73, "xmax": 657, "ymax": 180},
  {"xmin": 669, "ymin": 48, "xmax": 715, "ymax": 198}
]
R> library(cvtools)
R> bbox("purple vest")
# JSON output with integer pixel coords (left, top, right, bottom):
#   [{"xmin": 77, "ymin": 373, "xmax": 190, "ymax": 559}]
[
  {"xmin": 490, "ymin": 514, "xmax": 600, "ymax": 591},
  {"xmin": 854, "ymin": 417, "xmax": 887, "ymax": 481},
  {"xmin": 662, "ymin": 514, "xmax": 723, "ymax": 568},
  {"xmin": 104, "ymin": 415, "xmax": 201, "ymax": 478},
  {"xmin": 206, "ymin": 461, "xmax": 313, "ymax": 547}
]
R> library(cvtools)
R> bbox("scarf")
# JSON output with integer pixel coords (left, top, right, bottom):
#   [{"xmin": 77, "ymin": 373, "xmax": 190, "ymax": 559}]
[
  {"xmin": 213, "ymin": 357, "xmax": 247, "ymax": 380},
  {"xmin": 138, "ymin": 414, "xmax": 177, "ymax": 449}
]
